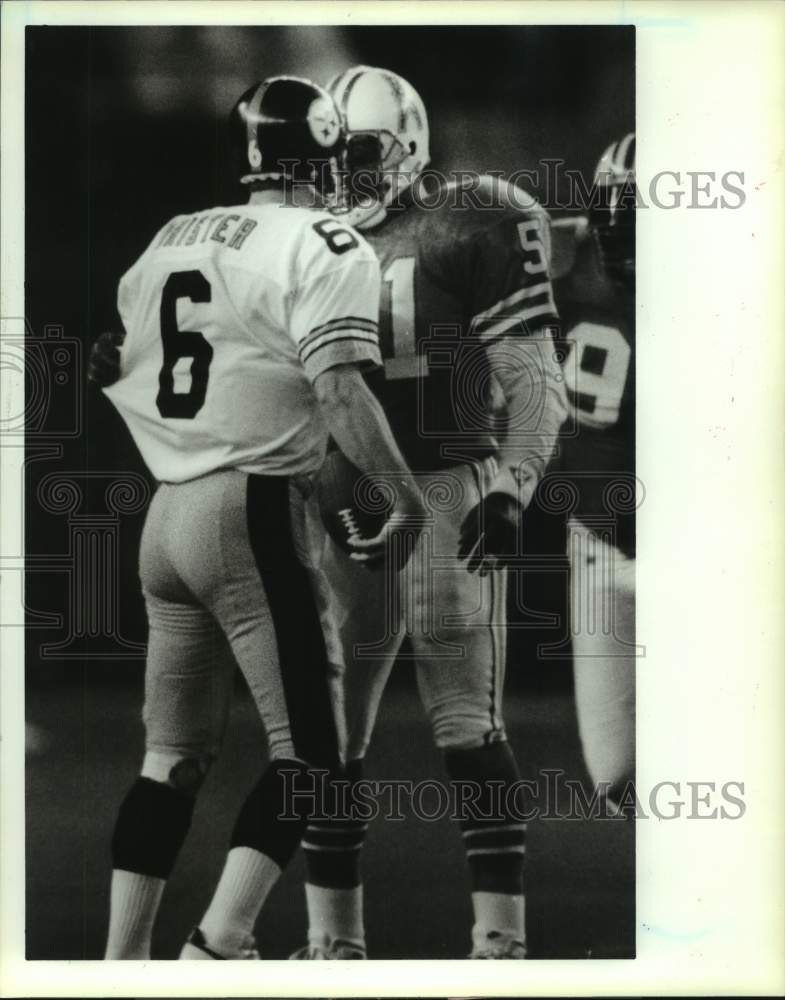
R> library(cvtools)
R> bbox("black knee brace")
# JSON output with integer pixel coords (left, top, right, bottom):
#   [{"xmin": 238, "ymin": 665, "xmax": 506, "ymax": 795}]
[
  {"xmin": 111, "ymin": 777, "xmax": 195, "ymax": 879},
  {"xmin": 230, "ymin": 758, "xmax": 321, "ymax": 870}
]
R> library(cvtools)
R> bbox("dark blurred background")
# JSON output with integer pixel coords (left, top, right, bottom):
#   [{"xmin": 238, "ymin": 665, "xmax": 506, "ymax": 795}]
[{"xmin": 24, "ymin": 25, "xmax": 634, "ymax": 960}]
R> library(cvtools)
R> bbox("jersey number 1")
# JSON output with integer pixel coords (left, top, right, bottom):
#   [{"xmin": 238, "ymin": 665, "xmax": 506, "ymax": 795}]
[
  {"xmin": 382, "ymin": 257, "xmax": 425, "ymax": 380},
  {"xmin": 156, "ymin": 270, "xmax": 213, "ymax": 419}
]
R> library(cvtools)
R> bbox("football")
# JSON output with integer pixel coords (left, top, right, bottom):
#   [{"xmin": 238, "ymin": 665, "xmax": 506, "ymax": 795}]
[{"xmin": 315, "ymin": 449, "xmax": 393, "ymax": 554}]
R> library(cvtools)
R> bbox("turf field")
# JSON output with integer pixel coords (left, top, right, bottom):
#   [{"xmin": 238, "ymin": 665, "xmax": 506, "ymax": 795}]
[{"xmin": 26, "ymin": 666, "xmax": 634, "ymax": 960}]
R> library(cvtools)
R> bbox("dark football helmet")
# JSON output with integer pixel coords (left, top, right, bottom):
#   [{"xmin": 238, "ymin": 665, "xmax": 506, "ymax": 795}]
[
  {"xmin": 230, "ymin": 76, "xmax": 343, "ymax": 194},
  {"xmin": 590, "ymin": 133, "xmax": 636, "ymax": 289}
]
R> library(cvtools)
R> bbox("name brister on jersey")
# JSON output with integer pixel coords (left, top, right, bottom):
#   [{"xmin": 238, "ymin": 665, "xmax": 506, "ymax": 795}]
[
  {"xmin": 155, "ymin": 213, "xmax": 260, "ymax": 251},
  {"xmin": 105, "ymin": 203, "xmax": 382, "ymax": 484}
]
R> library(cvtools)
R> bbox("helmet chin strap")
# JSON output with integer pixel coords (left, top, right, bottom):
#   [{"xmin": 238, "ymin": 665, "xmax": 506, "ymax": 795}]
[
  {"xmin": 337, "ymin": 199, "xmax": 388, "ymax": 231},
  {"xmin": 339, "ymin": 155, "xmax": 424, "ymax": 231},
  {"xmin": 240, "ymin": 172, "xmax": 285, "ymax": 185}
]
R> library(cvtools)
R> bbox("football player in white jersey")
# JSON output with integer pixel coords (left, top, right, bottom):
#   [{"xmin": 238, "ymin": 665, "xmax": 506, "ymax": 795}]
[
  {"xmin": 97, "ymin": 76, "xmax": 425, "ymax": 960},
  {"xmin": 290, "ymin": 67, "xmax": 567, "ymax": 960}
]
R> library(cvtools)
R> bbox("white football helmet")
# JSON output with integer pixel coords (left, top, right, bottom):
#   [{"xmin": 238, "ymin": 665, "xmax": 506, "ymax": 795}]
[
  {"xmin": 591, "ymin": 133, "xmax": 635, "ymax": 286},
  {"xmin": 593, "ymin": 132, "xmax": 636, "ymax": 187},
  {"xmin": 327, "ymin": 65, "xmax": 430, "ymax": 228}
]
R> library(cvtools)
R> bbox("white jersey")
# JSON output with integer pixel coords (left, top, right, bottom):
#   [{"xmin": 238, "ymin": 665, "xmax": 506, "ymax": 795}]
[{"xmin": 104, "ymin": 202, "xmax": 381, "ymax": 482}]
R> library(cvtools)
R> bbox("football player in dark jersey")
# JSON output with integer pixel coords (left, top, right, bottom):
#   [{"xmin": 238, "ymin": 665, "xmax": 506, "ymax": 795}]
[
  {"xmin": 550, "ymin": 134, "xmax": 636, "ymax": 810},
  {"xmin": 295, "ymin": 66, "xmax": 567, "ymax": 960}
]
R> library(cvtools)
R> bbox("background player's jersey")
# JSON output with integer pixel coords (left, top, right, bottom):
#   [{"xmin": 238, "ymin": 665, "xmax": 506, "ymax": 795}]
[
  {"xmin": 360, "ymin": 176, "xmax": 559, "ymax": 471},
  {"xmin": 105, "ymin": 203, "xmax": 381, "ymax": 483},
  {"xmin": 551, "ymin": 222, "xmax": 635, "ymax": 556}
]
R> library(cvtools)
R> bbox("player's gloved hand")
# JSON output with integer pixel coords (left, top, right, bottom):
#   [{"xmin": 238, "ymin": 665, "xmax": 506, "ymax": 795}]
[
  {"xmin": 87, "ymin": 329, "xmax": 125, "ymax": 387},
  {"xmin": 348, "ymin": 480, "xmax": 427, "ymax": 573},
  {"xmin": 458, "ymin": 491, "xmax": 524, "ymax": 575}
]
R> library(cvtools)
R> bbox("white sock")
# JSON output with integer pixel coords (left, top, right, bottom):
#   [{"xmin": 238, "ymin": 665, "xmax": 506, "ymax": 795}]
[
  {"xmin": 104, "ymin": 869, "xmax": 166, "ymax": 959},
  {"xmin": 306, "ymin": 883, "xmax": 365, "ymax": 948},
  {"xmin": 471, "ymin": 891, "xmax": 525, "ymax": 944},
  {"xmin": 199, "ymin": 847, "xmax": 281, "ymax": 955}
]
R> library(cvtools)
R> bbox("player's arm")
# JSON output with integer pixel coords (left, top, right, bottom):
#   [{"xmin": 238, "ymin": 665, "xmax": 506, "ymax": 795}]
[
  {"xmin": 88, "ymin": 225, "xmax": 169, "ymax": 387},
  {"xmin": 313, "ymin": 365, "xmax": 419, "ymax": 492},
  {"xmin": 88, "ymin": 328, "xmax": 125, "ymax": 386},
  {"xmin": 292, "ymin": 222, "xmax": 426, "ymax": 564},
  {"xmin": 88, "ymin": 269, "xmax": 138, "ymax": 387},
  {"xmin": 458, "ymin": 198, "xmax": 567, "ymax": 572},
  {"xmin": 483, "ymin": 331, "xmax": 567, "ymax": 509},
  {"xmin": 312, "ymin": 363, "xmax": 426, "ymax": 564}
]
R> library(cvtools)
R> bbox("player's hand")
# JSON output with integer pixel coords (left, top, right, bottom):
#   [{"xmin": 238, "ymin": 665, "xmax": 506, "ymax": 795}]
[
  {"xmin": 87, "ymin": 329, "xmax": 125, "ymax": 387},
  {"xmin": 348, "ymin": 482, "xmax": 427, "ymax": 572},
  {"xmin": 458, "ymin": 491, "xmax": 524, "ymax": 575}
]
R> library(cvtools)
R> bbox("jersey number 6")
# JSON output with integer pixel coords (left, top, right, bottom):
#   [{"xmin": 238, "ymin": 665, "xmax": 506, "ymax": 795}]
[{"xmin": 156, "ymin": 270, "xmax": 213, "ymax": 419}]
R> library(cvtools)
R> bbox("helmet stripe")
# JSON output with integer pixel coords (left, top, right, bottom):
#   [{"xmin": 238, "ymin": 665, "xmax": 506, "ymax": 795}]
[
  {"xmin": 245, "ymin": 80, "xmax": 268, "ymax": 147},
  {"xmin": 618, "ymin": 133, "xmax": 635, "ymax": 171},
  {"xmin": 333, "ymin": 65, "xmax": 367, "ymax": 117}
]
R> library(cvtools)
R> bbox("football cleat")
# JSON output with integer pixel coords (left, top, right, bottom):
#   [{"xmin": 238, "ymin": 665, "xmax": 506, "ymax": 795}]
[
  {"xmin": 327, "ymin": 65, "xmax": 430, "ymax": 228},
  {"xmin": 469, "ymin": 930, "xmax": 527, "ymax": 960},
  {"xmin": 289, "ymin": 935, "xmax": 367, "ymax": 960},
  {"xmin": 229, "ymin": 76, "xmax": 344, "ymax": 195},
  {"xmin": 179, "ymin": 926, "xmax": 260, "ymax": 960}
]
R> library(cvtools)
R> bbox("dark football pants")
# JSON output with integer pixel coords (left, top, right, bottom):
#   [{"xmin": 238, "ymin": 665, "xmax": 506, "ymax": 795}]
[{"xmin": 139, "ymin": 469, "xmax": 342, "ymax": 771}]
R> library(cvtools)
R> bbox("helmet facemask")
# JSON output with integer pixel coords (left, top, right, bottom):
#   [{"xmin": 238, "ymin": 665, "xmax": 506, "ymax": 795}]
[
  {"xmin": 590, "ymin": 182, "xmax": 636, "ymax": 289},
  {"xmin": 334, "ymin": 129, "xmax": 412, "ymax": 217},
  {"xmin": 591, "ymin": 134, "xmax": 636, "ymax": 290},
  {"xmin": 327, "ymin": 66, "xmax": 430, "ymax": 229}
]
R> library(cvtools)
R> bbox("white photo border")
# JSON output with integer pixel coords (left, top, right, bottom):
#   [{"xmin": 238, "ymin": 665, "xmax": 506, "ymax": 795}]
[{"xmin": 2, "ymin": 1, "xmax": 784, "ymax": 996}]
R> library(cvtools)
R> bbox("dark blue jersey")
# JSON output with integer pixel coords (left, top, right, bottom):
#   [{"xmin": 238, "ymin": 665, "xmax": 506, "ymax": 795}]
[
  {"xmin": 361, "ymin": 175, "xmax": 559, "ymax": 471},
  {"xmin": 551, "ymin": 224, "xmax": 635, "ymax": 556}
]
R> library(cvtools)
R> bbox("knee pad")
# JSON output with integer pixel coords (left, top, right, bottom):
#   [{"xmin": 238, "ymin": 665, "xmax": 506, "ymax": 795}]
[
  {"xmin": 111, "ymin": 776, "xmax": 195, "ymax": 879},
  {"xmin": 444, "ymin": 741, "xmax": 521, "ymax": 798},
  {"xmin": 444, "ymin": 741, "xmax": 524, "ymax": 833},
  {"xmin": 230, "ymin": 758, "xmax": 319, "ymax": 870},
  {"xmin": 141, "ymin": 750, "xmax": 212, "ymax": 795}
]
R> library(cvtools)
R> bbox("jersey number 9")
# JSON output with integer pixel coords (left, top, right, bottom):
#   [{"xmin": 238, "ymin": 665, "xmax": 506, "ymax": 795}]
[{"xmin": 563, "ymin": 321, "xmax": 630, "ymax": 428}]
